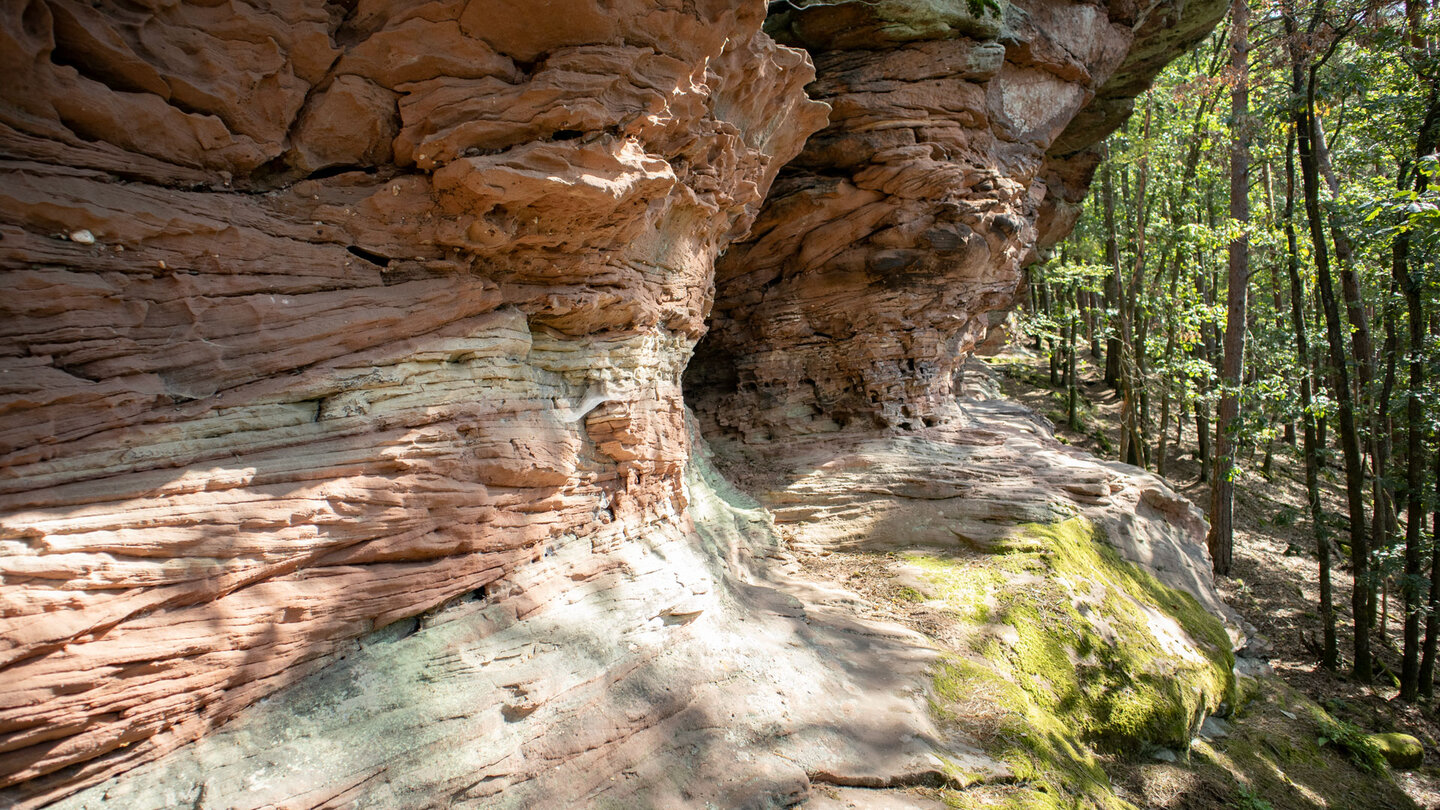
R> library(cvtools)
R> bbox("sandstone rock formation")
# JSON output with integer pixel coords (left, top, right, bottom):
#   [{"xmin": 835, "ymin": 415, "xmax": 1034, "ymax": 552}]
[
  {"xmin": 686, "ymin": 0, "xmax": 1226, "ymax": 441},
  {"xmin": 44, "ymin": 382, "xmax": 1234, "ymax": 810},
  {"xmin": 43, "ymin": 427, "xmax": 1016, "ymax": 809},
  {"xmin": 0, "ymin": 0, "xmax": 1230, "ymax": 806},
  {"xmin": 0, "ymin": 1, "xmax": 824, "ymax": 802},
  {"xmin": 727, "ymin": 360, "xmax": 1237, "ymax": 629}
]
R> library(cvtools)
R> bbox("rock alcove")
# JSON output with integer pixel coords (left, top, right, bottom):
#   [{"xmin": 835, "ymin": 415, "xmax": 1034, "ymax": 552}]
[{"xmin": 1, "ymin": 0, "xmax": 1234, "ymax": 807}]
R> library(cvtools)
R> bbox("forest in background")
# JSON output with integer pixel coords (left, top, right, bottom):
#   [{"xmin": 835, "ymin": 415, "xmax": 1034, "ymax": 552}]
[{"xmin": 1024, "ymin": 0, "xmax": 1439, "ymax": 697}]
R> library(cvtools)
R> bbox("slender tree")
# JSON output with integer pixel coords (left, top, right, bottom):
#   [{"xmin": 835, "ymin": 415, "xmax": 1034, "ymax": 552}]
[
  {"xmin": 1291, "ymin": 11, "xmax": 1373, "ymax": 680},
  {"xmin": 1285, "ymin": 126, "xmax": 1339, "ymax": 668},
  {"xmin": 1398, "ymin": 23, "xmax": 1440, "ymax": 700},
  {"xmin": 1103, "ymin": 159, "xmax": 1123, "ymax": 392},
  {"xmin": 1209, "ymin": 0, "xmax": 1251, "ymax": 576},
  {"xmin": 1426, "ymin": 400, "xmax": 1440, "ymax": 695}
]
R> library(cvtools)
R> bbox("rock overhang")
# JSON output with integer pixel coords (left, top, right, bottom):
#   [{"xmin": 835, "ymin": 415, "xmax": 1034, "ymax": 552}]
[{"xmin": 0, "ymin": 0, "xmax": 1230, "ymax": 804}]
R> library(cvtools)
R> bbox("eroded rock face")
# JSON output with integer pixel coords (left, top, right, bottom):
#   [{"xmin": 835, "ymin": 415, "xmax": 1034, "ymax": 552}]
[
  {"xmin": 686, "ymin": 0, "xmax": 1226, "ymax": 442},
  {"xmin": 41, "ymin": 429, "xmax": 1012, "ymax": 809},
  {"xmin": 39, "ymin": 369, "xmax": 1236, "ymax": 810},
  {"xmin": 0, "ymin": 0, "xmax": 1230, "ymax": 805},
  {"xmin": 0, "ymin": 1, "xmax": 824, "ymax": 801},
  {"xmin": 721, "ymin": 359, "xmax": 1238, "ymax": 631}
]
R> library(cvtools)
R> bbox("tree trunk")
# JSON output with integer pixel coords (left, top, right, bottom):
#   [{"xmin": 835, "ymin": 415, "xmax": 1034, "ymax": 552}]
[
  {"xmin": 1398, "ymin": 70, "xmax": 1440, "ymax": 700},
  {"xmin": 1156, "ymin": 383, "xmax": 1173, "ymax": 478},
  {"xmin": 1315, "ymin": 110, "xmax": 1388, "ymax": 660},
  {"xmin": 1041, "ymin": 276, "xmax": 1060, "ymax": 386},
  {"xmin": 1196, "ymin": 260, "xmax": 1217, "ymax": 482},
  {"xmin": 1086, "ymin": 289, "xmax": 1101, "ymax": 359},
  {"xmin": 1103, "ymin": 159, "xmax": 1139, "ymax": 464},
  {"xmin": 1103, "ymin": 158, "xmax": 1122, "ymax": 391},
  {"xmin": 1155, "ymin": 260, "xmax": 1181, "ymax": 479},
  {"xmin": 1285, "ymin": 125, "xmax": 1337, "ymax": 669},
  {"xmin": 1266, "ymin": 236, "xmax": 1297, "ymax": 449},
  {"xmin": 1376, "ymin": 285, "xmax": 1399, "ymax": 655},
  {"xmin": 1425, "ymin": 431, "xmax": 1440, "ymax": 696},
  {"xmin": 1294, "ymin": 33, "xmax": 1372, "ymax": 682},
  {"xmin": 1122, "ymin": 103, "xmax": 1154, "ymax": 470},
  {"xmin": 1414, "ymin": 28, "xmax": 1440, "ymax": 692},
  {"xmin": 1067, "ymin": 287, "xmax": 1080, "ymax": 431},
  {"xmin": 1208, "ymin": 0, "xmax": 1249, "ymax": 577},
  {"xmin": 1031, "ymin": 274, "xmax": 1044, "ymax": 352}
]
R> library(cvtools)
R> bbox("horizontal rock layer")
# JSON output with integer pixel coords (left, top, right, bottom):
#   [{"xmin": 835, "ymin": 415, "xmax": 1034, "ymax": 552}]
[
  {"xmin": 0, "ymin": 0, "xmax": 1228, "ymax": 804},
  {"xmin": 686, "ymin": 0, "xmax": 1226, "ymax": 442},
  {"xmin": 0, "ymin": 0, "xmax": 824, "ymax": 802},
  {"xmin": 44, "ymin": 393, "xmax": 1233, "ymax": 810},
  {"xmin": 44, "ymin": 427, "xmax": 1010, "ymax": 809}
]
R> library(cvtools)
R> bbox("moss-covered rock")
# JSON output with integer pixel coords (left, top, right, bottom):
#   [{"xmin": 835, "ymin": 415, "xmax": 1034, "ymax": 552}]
[
  {"xmin": 1368, "ymin": 733, "xmax": 1424, "ymax": 771},
  {"xmin": 1313, "ymin": 706, "xmax": 1391, "ymax": 775},
  {"xmin": 1130, "ymin": 679, "xmax": 1422, "ymax": 810},
  {"xmin": 922, "ymin": 517, "xmax": 1236, "ymax": 807}
]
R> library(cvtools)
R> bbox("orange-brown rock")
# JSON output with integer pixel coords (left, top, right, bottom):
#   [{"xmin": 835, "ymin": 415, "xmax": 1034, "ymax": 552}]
[
  {"xmin": 0, "ymin": 0, "xmax": 1233, "ymax": 805},
  {"xmin": 0, "ymin": 1, "xmax": 824, "ymax": 803},
  {"xmin": 686, "ymin": 0, "xmax": 1226, "ymax": 443},
  {"xmin": 38, "ymin": 361, "xmax": 1237, "ymax": 810}
]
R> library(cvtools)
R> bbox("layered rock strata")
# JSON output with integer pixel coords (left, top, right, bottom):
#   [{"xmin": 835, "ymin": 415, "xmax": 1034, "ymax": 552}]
[
  {"xmin": 0, "ymin": 0, "xmax": 1233, "ymax": 805},
  {"xmin": 686, "ymin": 0, "xmax": 1227, "ymax": 441},
  {"xmin": 42, "ymin": 365, "xmax": 1236, "ymax": 810},
  {"xmin": 0, "ymin": 1, "xmax": 825, "ymax": 802},
  {"xmin": 719, "ymin": 359, "xmax": 1238, "ymax": 631},
  {"xmin": 44, "ymin": 429, "xmax": 1015, "ymax": 809}
]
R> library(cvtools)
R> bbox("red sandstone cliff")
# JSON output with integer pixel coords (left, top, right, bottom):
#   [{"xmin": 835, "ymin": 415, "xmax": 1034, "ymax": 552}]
[
  {"xmin": 0, "ymin": 1, "xmax": 824, "ymax": 801},
  {"xmin": 0, "ymin": 0, "xmax": 1227, "ymax": 806},
  {"xmin": 686, "ymin": 0, "xmax": 1224, "ymax": 442}
]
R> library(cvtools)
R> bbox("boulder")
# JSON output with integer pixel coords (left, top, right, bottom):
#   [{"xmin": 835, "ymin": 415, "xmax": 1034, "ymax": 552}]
[{"xmin": 1368, "ymin": 733, "xmax": 1425, "ymax": 771}]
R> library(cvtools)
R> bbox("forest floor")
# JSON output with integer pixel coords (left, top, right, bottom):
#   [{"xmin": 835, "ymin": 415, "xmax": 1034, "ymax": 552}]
[{"xmin": 993, "ymin": 347, "xmax": 1440, "ymax": 809}]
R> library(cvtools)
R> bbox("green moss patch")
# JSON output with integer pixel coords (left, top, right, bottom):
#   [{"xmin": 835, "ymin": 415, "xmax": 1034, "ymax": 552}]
[
  {"xmin": 1151, "ymin": 679, "xmax": 1420, "ymax": 810},
  {"xmin": 931, "ymin": 656, "xmax": 1131, "ymax": 809},
  {"xmin": 1367, "ymin": 733, "xmax": 1424, "ymax": 771},
  {"xmin": 920, "ymin": 516, "xmax": 1236, "ymax": 808}
]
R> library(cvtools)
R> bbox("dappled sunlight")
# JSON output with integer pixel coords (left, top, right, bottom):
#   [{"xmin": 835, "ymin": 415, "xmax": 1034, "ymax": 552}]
[
  {"xmin": 0, "ymin": 314, "xmax": 699, "ymax": 802},
  {"xmin": 48, "ymin": 444, "xmax": 987, "ymax": 807}
]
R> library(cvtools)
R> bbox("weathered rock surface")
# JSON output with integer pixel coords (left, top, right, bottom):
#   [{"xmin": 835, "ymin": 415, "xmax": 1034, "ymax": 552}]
[
  {"xmin": 0, "ymin": 0, "xmax": 1231, "ymax": 805},
  {"xmin": 41, "ymin": 426, "xmax": 1016, "ymax": 809},
  {"xmin": 43, "ymin": 409, "xmax": 1227, "ymax": 809},
  {"xmin": 0, "ymin": 1, "xmax": 824, "ymax": 802},
  {"xmin": 686, "ymin": 0, "xmax": 1227, "ymax": 441},
  {"xmin": 709, "ymin": 359, "xmax": 1239, "ymax": 632}
]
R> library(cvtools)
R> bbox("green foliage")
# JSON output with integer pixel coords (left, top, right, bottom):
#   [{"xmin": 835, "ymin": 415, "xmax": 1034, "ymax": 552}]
[
  {"xmin": 965, "ymin": 0, "xmax": 1001, "ymax": 18},
  {"xmin": 1232, "ymin": 782, "xmax": 1274, "ymax": 810},
  {"xmin": 1312, "ymin": 708, "xmax": 1389, "ymax": 775},
  {"xmin": 1092, "ymin": 429, "xmax": 1114, "ymax": 455},
  {"xmin": 1018, "ymin": 0, "xmax": 1440, "ymax": 512},
  {"xmin": 1012, "ymin": 0, "xmax": 1440, "ymax": 723},
  {"xmin": 1268, "ymin": 505, "xmax": 1299, "ymax": 528}
]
